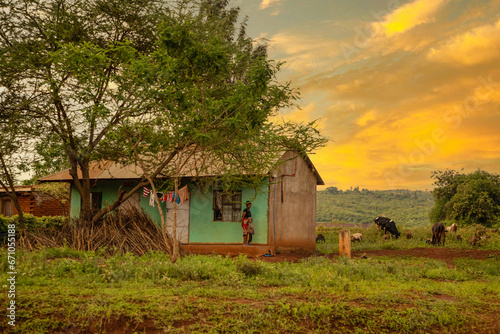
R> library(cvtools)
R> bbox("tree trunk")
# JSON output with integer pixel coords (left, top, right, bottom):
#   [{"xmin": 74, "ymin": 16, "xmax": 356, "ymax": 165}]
[
  {"xmin": 146, "ymin": 176, "xmax": 173, "ymax": 258},
  {"xmin": 172, "ymin": 177, "xmax": 179, "ymax": 263},
  {"xmin": 91, "ymin": 149, "xmax": 181, "ymax": 225},
  {"xmin": 0, "ymin": 155, "xmax": 26, "ymax": 230},
  {"xmin": 12, "ymin": 197, "xmax": 25, "ymax": 230},
  {"xmin": 79, "ymin": 161, "xmax": 92, "ymax": 222}
]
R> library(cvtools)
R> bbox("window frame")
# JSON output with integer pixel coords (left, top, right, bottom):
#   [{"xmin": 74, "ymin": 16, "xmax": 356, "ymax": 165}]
[{"xmin": 212, "ymin": 189, "xmax": 242, "ymax": 222}]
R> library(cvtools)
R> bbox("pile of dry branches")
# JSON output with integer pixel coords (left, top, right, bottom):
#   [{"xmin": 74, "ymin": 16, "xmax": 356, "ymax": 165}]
[{"xmin": 19, "ymin": 207, "xmax": 185, "ymax": 257}]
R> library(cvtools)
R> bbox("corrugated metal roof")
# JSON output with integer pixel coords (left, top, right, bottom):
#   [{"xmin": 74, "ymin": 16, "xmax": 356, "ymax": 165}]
[
  {"xmin": 0, "ymin": 184, "xmax": 45, "ymax": 193},
  {"xmin": 38, "ymin": 161, "xmax": 141, "ymax": 181},
  {"xmin": 38, "ymin": 151, "xmax": 325, "ymax": 185}
]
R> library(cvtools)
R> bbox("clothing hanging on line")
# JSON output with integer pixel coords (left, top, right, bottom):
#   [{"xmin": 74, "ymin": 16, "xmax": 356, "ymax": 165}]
[{"xmin": 149, "ymin": 191, "xmax": 155, "ymax": 207}]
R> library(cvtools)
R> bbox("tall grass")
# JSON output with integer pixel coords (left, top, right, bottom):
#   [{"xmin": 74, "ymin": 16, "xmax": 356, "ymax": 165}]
[{"xmin": 17, "ymin": 207, "xmax": 183, "ymax": 257}]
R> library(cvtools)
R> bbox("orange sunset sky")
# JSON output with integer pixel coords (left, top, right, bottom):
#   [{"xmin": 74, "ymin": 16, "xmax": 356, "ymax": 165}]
[{"xmin": 238, "ymin": 0, "xmax": 500, "ymax": 191}]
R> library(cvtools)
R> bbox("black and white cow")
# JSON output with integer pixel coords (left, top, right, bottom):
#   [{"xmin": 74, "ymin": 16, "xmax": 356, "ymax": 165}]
[{"xmin": 374, "ymin": 216, "xmax": 401, "ymax": 239}]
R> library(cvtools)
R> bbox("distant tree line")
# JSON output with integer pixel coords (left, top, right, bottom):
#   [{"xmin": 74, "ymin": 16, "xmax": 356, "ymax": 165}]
[{"xmin": 317, "ymin": 189, "xmax": 434, "ymax": 228}]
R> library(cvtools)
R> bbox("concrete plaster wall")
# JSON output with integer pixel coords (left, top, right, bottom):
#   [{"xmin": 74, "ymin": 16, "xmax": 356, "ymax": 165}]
[
  {"xmin": 189, "ymin": 184, "xmax": 268, "ymax": 244},
  {"xmin": 268, "ymin": 152, "xmax": 317, "ymax": 250}
]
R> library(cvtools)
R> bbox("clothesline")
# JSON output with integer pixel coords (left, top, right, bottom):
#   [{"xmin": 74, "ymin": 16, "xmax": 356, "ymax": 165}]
[{"xmin": 142, "ymin": 185, "xmax": 189, "ymax": 207}]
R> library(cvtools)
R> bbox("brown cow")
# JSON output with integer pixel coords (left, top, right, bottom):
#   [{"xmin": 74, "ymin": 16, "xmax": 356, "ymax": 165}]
[{"xmin": 431, "ymin": 222, "xmax": 446, "ymax": 246}]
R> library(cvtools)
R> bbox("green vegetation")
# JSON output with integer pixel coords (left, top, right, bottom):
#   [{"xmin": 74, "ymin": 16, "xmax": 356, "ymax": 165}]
[
  {"xmin": 1, "ymin": 247, "xmax": 499, "ymax": 333},
  {"xmin": 317, "ymin": 189, "xmax": 434, "ymax": 227},
  {"xmin": 316, "ymin": 224, "xmax": 500, "ymax": 252},
  {"xmin": 430, "ymin": 170, "xmax": 500, "ymax": 227},
  {"xmin": 0, "ymin": 215, "xmax": 66, "ymax": 234},
  {"xmin": 1, "ymin": 0, "xmax": 326, "ymax": 226}
]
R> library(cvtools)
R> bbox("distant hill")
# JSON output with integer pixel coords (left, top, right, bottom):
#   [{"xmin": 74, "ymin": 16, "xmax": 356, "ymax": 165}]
[{"xmin": 317, "ymin": 189, "xmax": 434, "ymax": 228}]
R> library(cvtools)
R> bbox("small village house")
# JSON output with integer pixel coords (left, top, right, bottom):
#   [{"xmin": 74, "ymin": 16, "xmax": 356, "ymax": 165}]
[
  {"xmin": 0, "ymin": 185, "xmax": 69, "ymax": 217},
  {"xmin": 39, "ymin": 151, "xmax": 323, "ymax": 254}
]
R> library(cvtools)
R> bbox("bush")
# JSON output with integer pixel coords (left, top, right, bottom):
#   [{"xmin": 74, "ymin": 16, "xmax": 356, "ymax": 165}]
[{"xmin": 0, "ymin": 214, "xmax": 66, "ymax": 231}]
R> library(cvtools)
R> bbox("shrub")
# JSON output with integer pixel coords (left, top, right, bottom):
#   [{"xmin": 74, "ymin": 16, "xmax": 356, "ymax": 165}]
[
  {"xmin": 237, "ymin": 262, "xmax": 263, "ymax": 277},
  {"xmin": 0, "ymin": 214, "xmax": 67, "ymax": 233}
]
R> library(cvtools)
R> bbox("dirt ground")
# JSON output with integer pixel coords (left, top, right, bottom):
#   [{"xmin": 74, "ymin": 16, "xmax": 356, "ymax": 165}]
[{"xmin": 256, "ymin": 247, "xmax": 500, "ymax": 267}]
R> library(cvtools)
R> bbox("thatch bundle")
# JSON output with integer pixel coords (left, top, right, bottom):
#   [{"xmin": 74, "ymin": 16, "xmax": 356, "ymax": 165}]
[{"xmin": 19, "ymin": 207, "xmax": 185, "ymax": 257}]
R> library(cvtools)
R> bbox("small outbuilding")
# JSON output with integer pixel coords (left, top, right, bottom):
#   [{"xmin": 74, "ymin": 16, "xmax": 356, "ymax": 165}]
[
  {"xmin": 0, "ymin": 185, "xmax": 69, "ymax": 217},
  {"xmin": 39, "ymin": 150, "xmax": 323, "ymax": 254}
]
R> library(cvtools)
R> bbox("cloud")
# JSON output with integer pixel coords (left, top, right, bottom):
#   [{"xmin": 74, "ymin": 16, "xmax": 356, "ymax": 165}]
[
  {"xmin": 427, "ymin": 19, "xmax": 500, "ymax": 66},
  {"xmin": 247, "ymin": 0, "xmax": 500, "ymax": 190},
  {"xmin": 372, "ymin": 0, "xmax": 450, "ymax": 37},
  {"xmin": 259, "ymin": 0, "xmax": 285, "ymax": 15},
  {"xmin": 278, "ymin": 103, "xmax": 316, "ymax": 124},
  {"xmin": 269, "ymin": 32, "xmax": 340, "ymax": 71},
  {"xmin": 356, "ymin": 110, "xmax": 377, "ymax": 127}
]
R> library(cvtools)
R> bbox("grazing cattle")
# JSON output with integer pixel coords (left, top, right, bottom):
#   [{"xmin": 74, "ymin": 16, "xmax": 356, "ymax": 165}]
[
  {"xmin": 445, "ymin": 223, "xmax": 457, "ymax": 233},
  {"xmin": 406, "ymin": 231, "xmax": 413, "ymax": 239},
  {"xmin": 374, "ymin": 217, "xmax": 401, "ymax": 239},
  {"xmin": 431, "ymin": 222, "xmax": 446, "ymax": 246},
  {"xmin": 316, "ymin": 234, "xmax": 325, "ymax": 243},
  {"xmin": 351, "ymin": 233, "xmax": 363, "ymax": 242}
]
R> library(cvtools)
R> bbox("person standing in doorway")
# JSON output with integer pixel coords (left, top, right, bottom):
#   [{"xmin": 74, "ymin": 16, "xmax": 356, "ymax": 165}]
[{"xmin": 241, "ymin": 201, "xmax": 252, "ymax": 245}]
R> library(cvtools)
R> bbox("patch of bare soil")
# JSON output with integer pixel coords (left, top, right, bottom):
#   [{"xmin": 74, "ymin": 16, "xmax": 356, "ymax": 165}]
[
  {"xmin": 255, "ymin": 248, "xmax": 500, "ymax": 266},
  {"xmin": 51, "ymin": 315, "xmax": 162, "ymax": 334}
]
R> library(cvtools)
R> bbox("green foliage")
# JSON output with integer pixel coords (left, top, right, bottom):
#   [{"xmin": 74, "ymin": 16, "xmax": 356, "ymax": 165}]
[
  {"xmin": 317, "ymin": 189, "xmax": 434, "ymax": 227},
  {"xmin": 1, "ymin": 0, "xmax": 326, "ymax": 223},
  {"xmin": 0, "ymin": 214, "xmax": 67, "ymax": 234},
  {"xmin": 0, "ymin": 0, "xmax": 169, "ymax": 219},
  {"xmin": 1, "ymin": 248, "xmax": 499, "ymax": 333},
  {"xmin": 109, "ymin": 0, "xmax": 327, "ymax": 192},
  {"xmin": 316, "ymin": 224, "xmax": 500, "ymax": 252},
  {"xmin": 36, "ymin": 183, "xmax": 70, "ymax": 206},
  {"xmin": 431, "ymin": 169, "xmax": 500, "ymax": 227}
]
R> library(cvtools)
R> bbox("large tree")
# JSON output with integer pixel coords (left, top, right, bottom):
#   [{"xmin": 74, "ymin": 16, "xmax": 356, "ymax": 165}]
[
  {"xmin": 430, "ymin": 169, "xmax": 500, "ymax": 227},
  {"xmin": 0, "ymin": 0, "xmax": 170, "ymax": 219},
  {"xmin": 0, "ymin": 80, "xmax": 42, "ymax": 229},
  {"xmin": 0, "ymin": 105, "xmax": 27, "ymax": 229},
  {"xmin": 1, "ymin": 0, "xmax": 326, "ymax": 229}
]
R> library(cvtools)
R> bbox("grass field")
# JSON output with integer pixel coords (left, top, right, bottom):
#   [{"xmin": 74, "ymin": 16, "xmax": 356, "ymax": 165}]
[
  {"xmin": 1, "ymin": 226, "xmax": 500, "ymax": 334},
  {"xmin": 316, "ymin": 223, "xmax": 500, "ymax": 253},
  {"xmin": 316, "ymin": 190, "xmax": 434, "ymax": 227}
]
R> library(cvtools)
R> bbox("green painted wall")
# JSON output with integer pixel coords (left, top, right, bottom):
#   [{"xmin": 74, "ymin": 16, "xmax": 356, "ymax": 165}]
[
  {"xmin": 70, "ymin": 186, "xmax": 81, "ymax": 218},
  {"xmin": 69, "ymin": 180, "xmax": 167, "ymax": 222},
  {"xmin": 70, "ymin": 180, "xmax": 269, "ymax": 244},
  {"xmin": 189, "ymin": 184, "xmax": 268, "ymax": 244}
]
